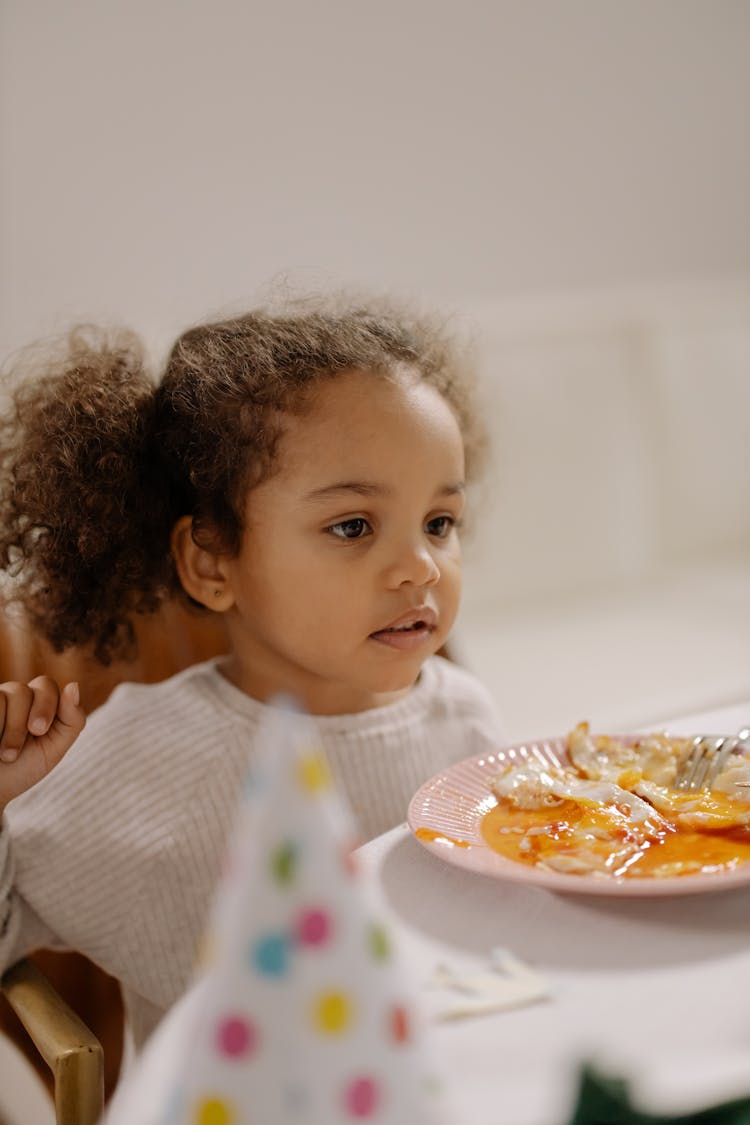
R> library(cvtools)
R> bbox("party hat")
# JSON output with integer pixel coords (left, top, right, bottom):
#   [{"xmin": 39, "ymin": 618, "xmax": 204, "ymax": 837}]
[{"xmin": 106, "ymin": 698, "xmax": 450, "ymax": 1125}]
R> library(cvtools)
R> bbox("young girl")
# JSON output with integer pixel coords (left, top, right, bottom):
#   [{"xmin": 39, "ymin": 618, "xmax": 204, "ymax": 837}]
[{"xmin": 0, "ymin": 295, "xmax": 505, "ymax": 1048}]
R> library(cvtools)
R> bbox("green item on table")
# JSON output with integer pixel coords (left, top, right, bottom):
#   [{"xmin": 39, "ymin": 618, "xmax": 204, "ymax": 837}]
[{"xmin": 568, "ymin": 1066, "xmax": 750, "ymax": 1125}]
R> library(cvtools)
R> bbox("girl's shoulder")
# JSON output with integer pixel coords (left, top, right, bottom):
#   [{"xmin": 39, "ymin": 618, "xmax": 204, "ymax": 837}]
[
  {"xmin": 101, "ymin": 656, "xmax": 226, "ymax": 708},
  {"xmin": 418, "ymin": 655, "xmax": 507, "ymax": 742},
  {"xmin": 84, "ymin": 657, "xmax": 225, "ymax": 729},
  {"xmin": 55, "ymin": 657, "xmax": 245, "ymax": 771},
  {"xmin": 7, "ymin": 659, "xmax": 253, "ymax": 826}
]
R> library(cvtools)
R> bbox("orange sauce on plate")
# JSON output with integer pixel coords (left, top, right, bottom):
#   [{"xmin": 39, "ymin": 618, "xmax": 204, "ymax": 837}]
[
  {"xmin": 415, "ymin": 827, "xmax": 471, "ymax": 849},
  {"xmin": 480, "ymin": 797, "xmax": 750, "ymax": 879}
]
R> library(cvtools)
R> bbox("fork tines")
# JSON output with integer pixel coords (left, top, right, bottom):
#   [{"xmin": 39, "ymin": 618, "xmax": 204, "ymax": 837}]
[{"xmin": 676, "ymin": 734, "xmax": 742, "ymax": 791}]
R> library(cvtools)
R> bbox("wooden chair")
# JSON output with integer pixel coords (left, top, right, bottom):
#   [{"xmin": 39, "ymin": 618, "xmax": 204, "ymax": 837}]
[
  {"xmin": 0, "ymin": 602, "xmax": 229, "ymax": 1125},
  {"xmin": 1, "ymin": 959, "xmax": 102, "ymax": 1125}
]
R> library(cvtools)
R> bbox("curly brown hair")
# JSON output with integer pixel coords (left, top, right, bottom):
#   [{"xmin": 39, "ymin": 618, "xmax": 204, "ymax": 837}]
[{"xmin": 0, "ymin": 295, "xmax": 486, "ymax": 663}]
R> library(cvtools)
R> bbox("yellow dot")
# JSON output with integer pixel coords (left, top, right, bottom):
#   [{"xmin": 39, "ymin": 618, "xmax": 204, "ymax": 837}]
[
  {"xmin": 297, "ymin": 751, "xmax": 331, "ymax": 792},
  {"xmin": 313, "ymin": 990, "xmax": 352, "ymax": 1035},
  {"xmin": 194, "ymin": 1097, "xmax": 234, "ymax": 1125}
]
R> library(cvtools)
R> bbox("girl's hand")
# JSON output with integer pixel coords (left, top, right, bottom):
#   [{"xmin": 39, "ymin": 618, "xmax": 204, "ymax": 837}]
[{"xmin": 0, "ymin": 677, "xmax": 86, "ymax": 812}]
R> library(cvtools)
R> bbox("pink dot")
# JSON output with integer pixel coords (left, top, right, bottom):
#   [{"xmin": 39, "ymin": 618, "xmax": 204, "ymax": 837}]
[
  {"xmin": 215, "ymin": 1015, "xmax": 258, "ymax": 1059},
  {"xmin": 297, "ymin": 908, "xmax": 331, "ymax": 946},
  {"xmin": 345, "ymin": 1076, "xmax": 379, "ymax": 1118}
]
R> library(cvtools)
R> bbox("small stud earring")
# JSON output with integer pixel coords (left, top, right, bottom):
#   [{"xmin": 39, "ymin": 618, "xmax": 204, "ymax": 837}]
[{"xmin": 214, "ymin": 589, "xmax": 222, "ymax": 597}]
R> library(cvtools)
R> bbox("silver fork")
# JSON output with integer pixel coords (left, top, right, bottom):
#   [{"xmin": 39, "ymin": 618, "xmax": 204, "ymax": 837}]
[{"xmin": 674, "ymin": 727, "xmax": 750, "ymax": 791}]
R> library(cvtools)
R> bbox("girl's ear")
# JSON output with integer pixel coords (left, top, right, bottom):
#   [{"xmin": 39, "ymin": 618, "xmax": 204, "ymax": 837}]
[{"xmin": 171, "ymin": 515, "xmax": 236, "ymax": 611}]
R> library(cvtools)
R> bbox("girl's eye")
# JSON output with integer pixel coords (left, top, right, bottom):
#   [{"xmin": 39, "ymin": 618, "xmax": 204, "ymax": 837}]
[
  {"xmin": 328, "ymin": 517, "xmax": 372, "ymax": 540},
  {"xmin": 425, "ymin": 515, "xmax": 457, "ymax": 539}
]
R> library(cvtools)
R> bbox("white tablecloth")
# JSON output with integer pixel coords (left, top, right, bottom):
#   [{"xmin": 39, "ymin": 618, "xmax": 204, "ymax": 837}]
[{"xmin": 355, "ymin": 699, "xmax": 750, "ymax": 1125}]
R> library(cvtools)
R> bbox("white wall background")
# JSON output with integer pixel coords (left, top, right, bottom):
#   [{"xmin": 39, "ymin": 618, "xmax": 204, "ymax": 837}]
[{"xmin": 1, "ymin": 0, "xmax": 749, "ymax": 358}]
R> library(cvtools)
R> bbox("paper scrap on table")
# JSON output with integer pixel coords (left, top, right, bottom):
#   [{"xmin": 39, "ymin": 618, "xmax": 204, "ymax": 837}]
[
  {"xmin": 425, "ymin": 947, "xmax": 549, "ymax": 1021},
  {"xmin": 105, "ymin": 698, "xmax": 452, "ymax": 1125}
]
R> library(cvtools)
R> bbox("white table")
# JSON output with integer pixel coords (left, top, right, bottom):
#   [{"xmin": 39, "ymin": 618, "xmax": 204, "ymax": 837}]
[
  {"xmin": 356, "ymin": 700, "xmax": 750, "ymax": 1125},
  {"xmin": 0, "ymin": 1030, "xmax": 55, "ymax": 1125}
]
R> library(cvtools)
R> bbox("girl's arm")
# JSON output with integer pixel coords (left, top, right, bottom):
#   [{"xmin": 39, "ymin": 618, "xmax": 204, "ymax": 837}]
[{"xmin": 0, "ymin": 679, "xmax": 86, "ymax": 814}]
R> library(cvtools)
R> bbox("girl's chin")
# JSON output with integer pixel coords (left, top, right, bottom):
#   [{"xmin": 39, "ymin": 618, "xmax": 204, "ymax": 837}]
[
  {"xmin": 366, "ymin": 662, "xmax": 428, "ymax": 696},
  {"xmin": 323, "ymin": 664, "xmax": 426, "ymax": 711}
]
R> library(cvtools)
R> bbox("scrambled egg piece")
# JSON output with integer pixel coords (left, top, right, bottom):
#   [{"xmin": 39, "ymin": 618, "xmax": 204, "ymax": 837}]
[{"xmin": 567, "ymin": 721, "xmax": 693, "ymax": 787}]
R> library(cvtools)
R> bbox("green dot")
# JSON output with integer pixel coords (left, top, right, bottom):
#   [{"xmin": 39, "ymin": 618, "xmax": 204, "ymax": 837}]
[
  {"xmin": 368, "ymin": 922, "xmax": 390, "ymax": 961},
  {"xmin": 270, "ymin": 840, "xmax": 298, "ymax": 885}
]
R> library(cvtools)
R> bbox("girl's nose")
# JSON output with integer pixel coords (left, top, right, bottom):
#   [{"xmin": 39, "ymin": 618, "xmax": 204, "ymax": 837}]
[{"xmin": 383, "ymin": 542, "xmax": 440, "ymax": 589}]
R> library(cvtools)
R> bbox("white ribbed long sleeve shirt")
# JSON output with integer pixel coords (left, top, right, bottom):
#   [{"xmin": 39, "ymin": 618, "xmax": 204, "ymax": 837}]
[{"xmin": 0, "ymin": 655, "xmax": 504, "ymax": 1047}]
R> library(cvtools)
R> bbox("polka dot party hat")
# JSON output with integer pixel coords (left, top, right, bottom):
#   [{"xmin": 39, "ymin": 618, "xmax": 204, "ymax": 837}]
[{"xmin": 106, "ymin": 697, "xmax": 450, "ymax": 1125}]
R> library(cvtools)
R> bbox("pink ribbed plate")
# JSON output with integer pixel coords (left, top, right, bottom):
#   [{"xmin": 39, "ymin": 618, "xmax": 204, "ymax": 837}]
[{"xmin": 407, "ymin": 736, "xmax": 750, "ymax": 897}]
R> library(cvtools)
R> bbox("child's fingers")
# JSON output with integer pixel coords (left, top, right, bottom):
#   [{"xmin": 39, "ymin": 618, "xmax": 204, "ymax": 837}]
[
  {"xmin": 55, "ymin": 681, "xmax": 85, "ymax": 736},
  {"xmin": 0, "ymin": 681, "xmax": 35, "ymax": 762},
  {"xmin": 0, "ymin": 678, "xmax": 85, "ymax": 770},
  {"xmin": 26, "ymin": 674, "xmax": 64, "ymax": 736},
  {"xmin": 39, "ymin": 680, "xmax": 85, "ymax": 775},
  {"xmin": 0, "ymin": 680, "xmax": 85, "ymax": 810}
]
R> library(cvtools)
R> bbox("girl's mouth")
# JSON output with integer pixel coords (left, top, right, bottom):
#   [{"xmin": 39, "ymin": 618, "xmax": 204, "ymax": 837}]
[{"xmin": 369, "ymin": 610, "xmax": 437, "ymax": 651}]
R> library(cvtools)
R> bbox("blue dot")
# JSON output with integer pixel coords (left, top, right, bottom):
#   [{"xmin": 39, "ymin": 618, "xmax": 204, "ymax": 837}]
[
  {"xmin": 243, "ymin": 762, "xmax": 269, "ymax": 794},
  {"xmin": 250, "ymin": 932, "xmax": 290, "ymax": 977}
]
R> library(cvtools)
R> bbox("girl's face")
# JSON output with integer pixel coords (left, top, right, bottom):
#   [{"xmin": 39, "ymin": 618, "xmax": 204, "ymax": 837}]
[{"xmin": 218, "ymin": 367, "xmax": 465, "ymax": 714}]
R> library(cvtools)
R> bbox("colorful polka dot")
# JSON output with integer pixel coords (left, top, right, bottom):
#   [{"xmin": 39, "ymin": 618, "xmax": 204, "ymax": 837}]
[
  {"xmin": 296, "ymin": 907, "xmax": 331, "ymax": 946},
  {"xmin": 390, "ymin": 1004, "xmax": 410, "ymax": 1043},
  {"xmin": 297, "ymin": 751, "xmax": 331, "ymax": 792},
  {"xmin": 344, "ymin": 1076, "xmax": 380, "ymax": 1118},
  {"xmin": 270, "ymin": 840, "xmax": 298, "ymax": 884},
  {"xmin": 312, "ymin": 990, "xmax": 353, "ymax": 1035},
  {"xmin": 215, "ymin": 1015, "xmax": 258, "ymax": 1059},
  {"xmin": 367, "ymin": 922, "xmax": 390, "ymax": 961},
  {"xmin": 251, "ymin": 932, "xmax": 290, "ymax": 977},
  {"xmin": 194, "ymin": 1096, "xmax": 235, "ymax": 1125}
]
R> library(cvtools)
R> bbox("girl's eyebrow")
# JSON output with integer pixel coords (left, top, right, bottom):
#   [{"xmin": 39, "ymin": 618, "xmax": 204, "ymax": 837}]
[{"xmin": 302, "ymin": 481, "xmax": 465, "ymax": 502}]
